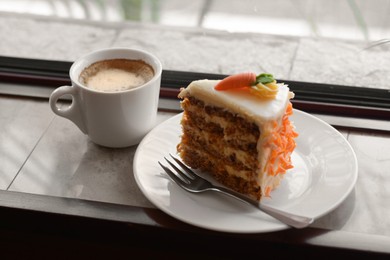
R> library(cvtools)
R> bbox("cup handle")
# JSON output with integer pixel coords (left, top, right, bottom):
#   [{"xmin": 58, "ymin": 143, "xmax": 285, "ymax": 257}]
[{"xmin": 49, "ymin": 85, "xmax": 87, "ymax": 134}]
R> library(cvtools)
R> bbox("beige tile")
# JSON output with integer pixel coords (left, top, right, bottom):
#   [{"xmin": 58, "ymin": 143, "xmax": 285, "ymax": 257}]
[{"xmin": 0, "ymin": 96, "xmax": 54, "ymax": 190}]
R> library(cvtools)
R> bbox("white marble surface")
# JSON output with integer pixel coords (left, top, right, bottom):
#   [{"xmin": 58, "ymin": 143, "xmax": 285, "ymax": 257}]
[
  {"xmin": 7, "ymin": 105, "xmax": 173, "ymax": 208},
  {"xmin": 1, "ymin": 13, "xmax": 390, "ymax": 238},
  {"xmin": 0, "ymin": 97, "xmax": 54, "ymax": 190}
]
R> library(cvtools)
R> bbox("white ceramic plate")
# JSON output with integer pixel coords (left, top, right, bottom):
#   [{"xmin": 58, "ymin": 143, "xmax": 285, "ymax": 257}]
[{"xmin": 133, "ymin": 110, "xmax": 358, "ymax": 233}]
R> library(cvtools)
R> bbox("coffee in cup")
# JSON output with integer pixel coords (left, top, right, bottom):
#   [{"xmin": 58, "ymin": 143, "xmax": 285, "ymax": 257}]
[
  {"xmin": 49, "ymin": 48, "xmax": 162, "ymax": 148},
  {"xmin": 79, "ymin": 59, "xmax": 155, "ymax": 92}
]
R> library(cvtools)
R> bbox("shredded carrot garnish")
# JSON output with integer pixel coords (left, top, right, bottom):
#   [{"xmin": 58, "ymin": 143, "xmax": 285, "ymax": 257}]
[
  {"xmin": 263, "ymin": 102, "xmax": 298, "ymax": 195},
  {"xmin": 264, "ymin": 186, "xmax": 272, "ymax": 197}
]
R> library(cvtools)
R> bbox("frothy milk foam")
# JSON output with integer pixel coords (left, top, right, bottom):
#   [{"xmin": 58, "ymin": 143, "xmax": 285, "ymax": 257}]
[
  {"xmin": 86, "ymin": 68, "xmax": 147, "ymax": 92},
  {"xmin": 79, "ymin": 59, "xmax": 154, "ymax": 92}
]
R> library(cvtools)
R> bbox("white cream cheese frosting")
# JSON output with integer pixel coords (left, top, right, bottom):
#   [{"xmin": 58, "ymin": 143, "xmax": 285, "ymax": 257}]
[{"xmin": 178, "ymin": 79, "xmax": 294, "ymax": 125}]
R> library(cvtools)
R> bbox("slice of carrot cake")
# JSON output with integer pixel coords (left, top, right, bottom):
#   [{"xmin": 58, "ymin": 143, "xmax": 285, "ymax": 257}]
[{"xmin": 177, "ymin": 72, "xmax": 298, "ymax": 201}]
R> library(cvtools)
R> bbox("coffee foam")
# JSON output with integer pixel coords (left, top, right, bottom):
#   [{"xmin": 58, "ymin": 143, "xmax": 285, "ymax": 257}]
[{"xmin": 79, "ymin": 59, "xmax": 154, "ymax": 92}]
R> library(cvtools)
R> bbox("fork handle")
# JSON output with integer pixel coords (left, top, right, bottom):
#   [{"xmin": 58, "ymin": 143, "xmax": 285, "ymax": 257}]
[
  {"xmin": 213, "ymin": 186, "xmax": 314, "ymax": 229},
  {"xmin": 258, "ymin": 204, "xmax": 314, "ymax": 229}
]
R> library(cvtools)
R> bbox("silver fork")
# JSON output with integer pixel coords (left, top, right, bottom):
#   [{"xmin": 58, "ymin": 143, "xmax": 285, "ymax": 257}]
[{"xmin": 159, "ymin": 154, "xmax": 314, "ymax": 229}]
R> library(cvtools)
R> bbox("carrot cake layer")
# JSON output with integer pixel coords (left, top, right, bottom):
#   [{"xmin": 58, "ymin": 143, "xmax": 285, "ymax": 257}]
[{"xmin": 177, "ymin": 74, "xmax": 297, "ymax": 201}]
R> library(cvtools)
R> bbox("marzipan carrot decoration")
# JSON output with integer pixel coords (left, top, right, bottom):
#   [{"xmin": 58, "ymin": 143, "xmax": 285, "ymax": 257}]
[
  {"xmin": 215, "ymin": 72, "xmax": 279, "ymax": 99},
  {"xmin": 214, "ymin": 72, "xmax": 257, "ymax": 90}
]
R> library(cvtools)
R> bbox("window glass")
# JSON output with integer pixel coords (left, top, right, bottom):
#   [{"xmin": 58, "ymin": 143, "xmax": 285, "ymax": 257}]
[{"xmin": 1, "ymin": 0, "xmax": 389, "ymax": 40}]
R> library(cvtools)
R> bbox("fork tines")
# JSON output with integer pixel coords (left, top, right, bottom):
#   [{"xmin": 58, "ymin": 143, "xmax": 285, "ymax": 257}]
[
  {"xmin": 158, "ymin": 154, "xmax": 195, "ymax": 188},
  {"xmin": 168, "ymin": 154, "xmax": 197, "ymax": 178}
]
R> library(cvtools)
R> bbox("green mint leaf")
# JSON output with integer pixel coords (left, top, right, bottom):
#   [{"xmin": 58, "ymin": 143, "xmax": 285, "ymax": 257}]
[{"xmin": 256, "ymin": 73, "xmax": 274, "ymax": 84}]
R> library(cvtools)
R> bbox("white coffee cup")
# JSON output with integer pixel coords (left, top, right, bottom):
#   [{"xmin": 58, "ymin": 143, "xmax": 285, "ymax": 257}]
[{"xmin": 49, "ymin": 48, "xmax": 162, "ymax": 148}]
